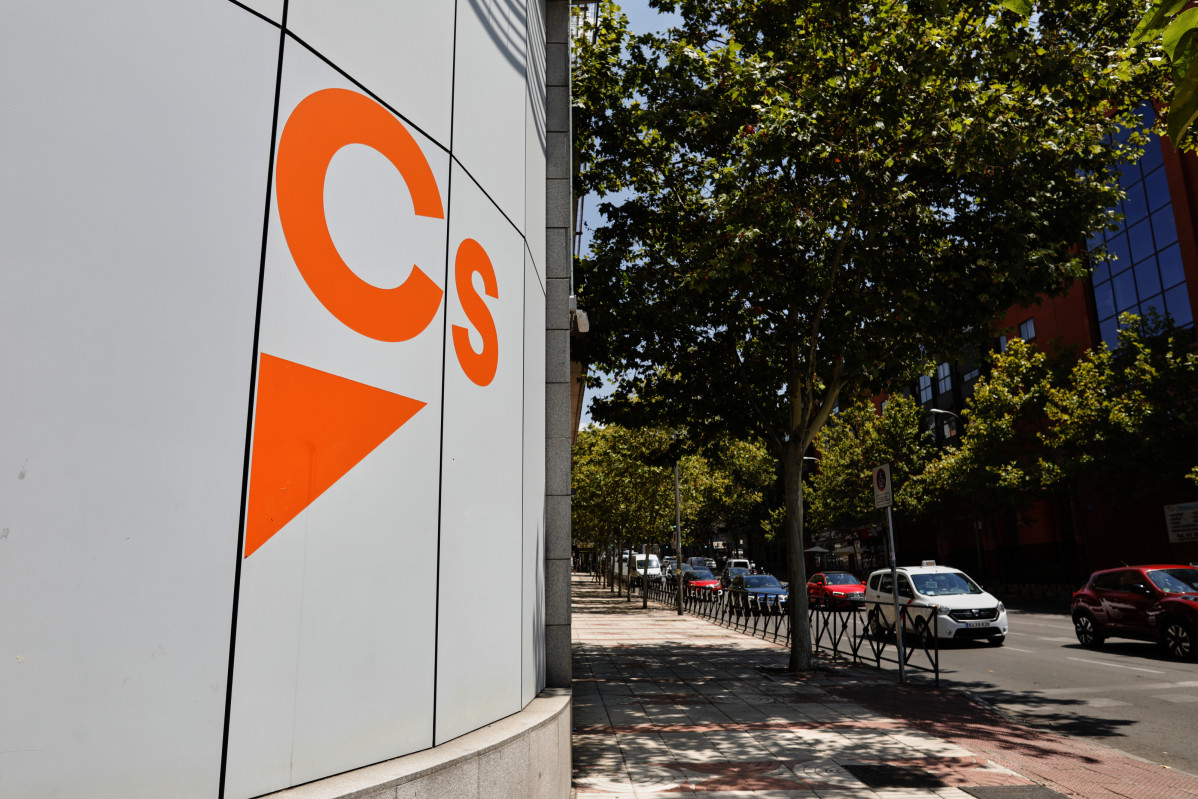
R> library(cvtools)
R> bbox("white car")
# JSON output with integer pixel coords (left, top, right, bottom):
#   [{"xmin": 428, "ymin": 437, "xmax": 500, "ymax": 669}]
[
  {"xmin": 865, "ymin": 564, "xmax": 1007, "ymax": 646},
  {"xmin": 624, "ymin": 553, "xmax": 662, "ymax": 585}
]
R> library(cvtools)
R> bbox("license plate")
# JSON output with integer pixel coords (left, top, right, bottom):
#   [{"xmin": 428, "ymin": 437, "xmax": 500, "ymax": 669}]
[{"xmin": 967, "ymin": 621, "xmax": 990, "ymax": 628}]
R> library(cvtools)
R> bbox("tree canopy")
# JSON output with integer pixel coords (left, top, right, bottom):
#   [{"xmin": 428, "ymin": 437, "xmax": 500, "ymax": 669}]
[
  {"xmin": 572, "ymin": 424, "xmax": 775, "ymax": 557},
  {"xmin": 805, "ymin": 393, "xmax": 937, "ymax": 534},
  {"xmin": 573, "ymin": 0, "xmax": 1169, "ymax": 670}
]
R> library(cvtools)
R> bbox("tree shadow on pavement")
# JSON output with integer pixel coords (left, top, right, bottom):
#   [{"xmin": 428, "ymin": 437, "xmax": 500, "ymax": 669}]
[{"xmin": 820, "ymin": 679, "xmax": 1132, "ymax": 765}]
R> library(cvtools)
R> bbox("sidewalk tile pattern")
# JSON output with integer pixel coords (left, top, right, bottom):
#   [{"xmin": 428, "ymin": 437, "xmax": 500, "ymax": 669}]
[{"xmin": 571, "ymin": 575, "xmax": 1198, "ymax": 799}]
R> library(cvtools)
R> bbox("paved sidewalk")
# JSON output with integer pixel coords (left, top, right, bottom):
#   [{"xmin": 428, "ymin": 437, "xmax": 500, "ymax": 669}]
[{"xmin": 571, "ymin": 574, "xmax": 1198, "ymax": 798}]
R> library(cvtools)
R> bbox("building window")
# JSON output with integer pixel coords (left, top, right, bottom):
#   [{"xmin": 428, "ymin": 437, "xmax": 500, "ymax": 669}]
[
  {"xmin": 963, "ymin": 366, "xmax": 980, "ymax": 382},
  {"xmin": 937, "ymin": 362, "xmax": 952, "ymax": 394},
  {"xmin": 918, "ymin": 375, "xmax": 932, "ymax": 404},
  {"xmin": 998, "ymin": 335, "xmax": 1008, "ymax": 352},
  {"xmin": 1086, "ymin": 103, "xmax": 1193, "ymax": 349},
  {"xmin": 942, "ymin": 418, "xmax": 958, "ymax": 439},
  {"xmin": 1019, "ymin": 317, "xmax": 1036, "ymax": 340}
]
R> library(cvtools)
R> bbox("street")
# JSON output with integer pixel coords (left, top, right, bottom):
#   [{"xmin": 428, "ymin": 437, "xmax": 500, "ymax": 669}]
[{"xmin": 935, "ymin": 605, "xmax": 1198, "ymax": 775}]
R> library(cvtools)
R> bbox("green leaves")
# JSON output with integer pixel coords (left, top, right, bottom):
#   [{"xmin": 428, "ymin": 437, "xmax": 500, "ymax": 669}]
[
  {"xmin": 1130, "ymin": 0, "xmax": 1188, "ymax": 47},
  {"xmin": 1000, "ymin": 0, "xmax": 1033, "ymax": 17},
  {"xmin": 1126, "ymin": 0, "xmax": 1198, "ymax": 146},
  {"xmin": 1169, "ymin": 54, "xmax": 1198, "ymax": 142},
  {"xmin": 1162, "ymin": 7, "xmax": 1198, "ymax": 60}
]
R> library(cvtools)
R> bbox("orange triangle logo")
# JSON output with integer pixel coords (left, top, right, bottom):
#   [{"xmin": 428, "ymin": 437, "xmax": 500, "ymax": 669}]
[{"xmin": 244, "ymin": 354, "xmax": 426, "ymax": 557}]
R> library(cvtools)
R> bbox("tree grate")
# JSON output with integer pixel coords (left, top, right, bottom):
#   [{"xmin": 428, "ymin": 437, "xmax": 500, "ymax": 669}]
[
  {"xmin": 961, "ymin": 787, "xmax": 1069, "ymax": 799},
  {"xmin": 842, "ymin": 764, "xmax": 947, "ymax": 789}
]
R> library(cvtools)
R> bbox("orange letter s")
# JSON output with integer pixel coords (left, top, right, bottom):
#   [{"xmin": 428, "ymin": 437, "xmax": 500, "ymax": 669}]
[{"xmin": 452, "ymin": 238, "xmax": 498, "ymax": 387}]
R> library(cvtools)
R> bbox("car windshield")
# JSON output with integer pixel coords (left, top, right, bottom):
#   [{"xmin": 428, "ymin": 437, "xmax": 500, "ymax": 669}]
[
  {"xmin": 744, "ymin": 575, "xmax": 782, "ymax": 589},
  {"xmin": 726, "ymin": 568, "xmax": 749, "ymax": 577},
  {"xmin": 911, "ymin": 571, "xmax": 983, "ymax": 596},
  {"xmin": 688, "ymin": 569, "xmax": 714, "ymax": 580},
  {"xmin": 825, "ymin": 573, "xmax": 859, "ymax": 586},
  {"xmin": 1147, "ymin": 568, "xmax": 1198, "ymax": 593}
]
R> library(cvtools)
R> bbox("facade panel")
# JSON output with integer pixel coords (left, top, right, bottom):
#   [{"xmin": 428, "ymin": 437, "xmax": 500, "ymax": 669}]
[
  {"xmin": 435, "ymin": 164, "xmax": 528, "ymax": 744},
  {"xmin": 224, "ymin": 37, "xmax": 449, "ymax": 797},
  {"xmin": 453, "ymin": 0, "xmax": 531, "ymax": 231},
  {"xmin": 286, "ymin": 0, "xmax": 456, "ymax": 146},
  {"xmin": 523, "ymin": 251, "xmax": 548, "ymax": 704},
  {"xmin": 0, "ymin": 3, "xmax": 280, "ymax": 797},
  {"xmin": 3, "ymin": 2, "xmax": 556, "ymax": 796}
]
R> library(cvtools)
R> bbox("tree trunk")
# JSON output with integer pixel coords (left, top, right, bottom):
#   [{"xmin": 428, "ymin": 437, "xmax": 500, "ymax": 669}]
[{"xmin": 783, "ymin": 441, "xmax": 813, "ymax": 672}]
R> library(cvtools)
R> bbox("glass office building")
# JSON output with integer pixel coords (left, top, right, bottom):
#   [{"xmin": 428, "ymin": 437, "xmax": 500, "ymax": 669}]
[{"xmin": 1088, "ymin": 106, "xmax": 1194, "ymax": 348}]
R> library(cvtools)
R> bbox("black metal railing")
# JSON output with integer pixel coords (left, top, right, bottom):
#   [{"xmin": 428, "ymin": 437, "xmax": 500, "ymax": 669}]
[{"xmin": 624, "ymin": 574, "xmax": 940, "ymax": 685}]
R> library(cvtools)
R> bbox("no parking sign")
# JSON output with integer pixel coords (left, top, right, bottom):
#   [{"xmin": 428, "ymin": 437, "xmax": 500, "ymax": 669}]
[{"xmin": 873, "ymin": 464, "xmax": 893, "ymax": 509}]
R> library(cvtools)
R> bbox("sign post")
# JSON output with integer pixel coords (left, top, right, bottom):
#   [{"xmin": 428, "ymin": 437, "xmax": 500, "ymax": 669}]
[
  {"xmin": 675, "ymin": 461, "xmax": 684, "ymax": 615},
  {"xmin": 874, "ymin": 464, "xmax": 906, "ymax": 684},
  {"xmin": 642, "ymin": 541, "xmax": 649, "ymax": 609}
]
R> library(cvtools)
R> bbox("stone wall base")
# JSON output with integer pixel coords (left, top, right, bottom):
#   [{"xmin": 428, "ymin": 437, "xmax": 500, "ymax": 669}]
[{"xmin": 259, "ymin": 688, "xmax": 572, "ymax": 799}]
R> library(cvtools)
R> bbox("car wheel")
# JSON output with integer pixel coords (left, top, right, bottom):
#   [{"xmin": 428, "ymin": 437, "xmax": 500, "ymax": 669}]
[
  {"xmin": 868, "ymin": 608, "xmax": 888, "ymax": 637},
  {"xmin": 912, "ymin": 617, "xmax": 933, "ymax": 648},
  {"xmin": 1160, "ymin": 617, "xmax": 1198, "ymax": 661},
  {"xmin": 1073, "ymin": 612, "xmax": 1104, "ymax": 648}
]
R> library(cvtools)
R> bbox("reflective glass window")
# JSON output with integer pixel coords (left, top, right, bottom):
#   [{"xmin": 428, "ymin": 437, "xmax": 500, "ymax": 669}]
[
  {"xmin": 1123, "ymin": 180, "xmax": 1148, "ymax": 224},
  {"xmin": 1127, "ymin": 218, "xmax": 1155, "ymax": 263},
  {"xmin": 1106, "ymin": 233, "xmax": 1131, "ymax": 273},
  {"xmin": 1165, "ymin": 284, "xmax": 1194, "ymax": 326},
  {"xmin": 1134, "ymin": 258, "xmax": 1162, "ymax": 298},
  {"xmin": 1019, "ymin": 317, "xmax": 1036, "ymax": 340},
  {"xmin": 1100, "ymin": 315, "xmax": 1120, "ymax": 348},
  {"xmin": 1092, "ymin": 256, "xmax": 1111, "ymax": 282},
  {"xmin": 1094, "ymin": 281, "xmax": 1116, "ymax": 320},
  {"xmin": 937, "ymin": 362, "xmax": 952, "ymax": 394},
  {"xmin": 1142, "ymin": 293, "xmax": 1165, "ymax": 317},
  {"xmin": 919, "ymin": 375, "xmax": 932, "ymax": 404},
  {"xmin": 1151, "ymin": 206, "xmax": 1178, "ymax": 249},
  {"xmin": 1159, "ymin": 243, "xmax": 1185, "ymax": 289},
  {"xmin": 1144, "ymin": 167, "xmax": 1171, "ymax": 212},
  {"xmin": 1114, "ymin": 270, "xmax": 1138, "ymax": 312},
  {"xmin": 1140, "ymin": 137, "xmax": 1164, "ymax": 174}
]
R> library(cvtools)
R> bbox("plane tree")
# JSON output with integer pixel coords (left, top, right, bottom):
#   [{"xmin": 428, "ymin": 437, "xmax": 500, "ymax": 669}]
[
  {"xmin": 572, "ymin": 425, "xmax": 776, "ymax": 570},
  {"xmin": 806, "ymin": 394, "xmax": 937, "ymax": 536},
  {"xmin": 572, "ymin": 0, "xmax": 1168, "ymax": 670}
]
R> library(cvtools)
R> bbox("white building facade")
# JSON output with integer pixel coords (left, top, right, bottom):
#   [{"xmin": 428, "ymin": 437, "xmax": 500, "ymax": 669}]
[{"xmin": 0, "ymin": 2, "xmax": 572, "ymax": 797}]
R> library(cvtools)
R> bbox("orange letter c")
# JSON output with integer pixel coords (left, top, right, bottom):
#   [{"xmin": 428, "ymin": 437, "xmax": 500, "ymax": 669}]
[{"xmin": 276, "ymin": 88, "xmax": 444, "ymax": 342}]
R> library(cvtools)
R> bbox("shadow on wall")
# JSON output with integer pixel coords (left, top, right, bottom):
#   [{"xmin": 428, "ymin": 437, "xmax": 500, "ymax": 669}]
[{"xmin": 465, "ymin": 0, "xmax": 546, "ymax": 152}]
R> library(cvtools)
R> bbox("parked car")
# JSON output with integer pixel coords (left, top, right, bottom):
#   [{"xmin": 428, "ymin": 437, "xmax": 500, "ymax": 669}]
[
  {"xmin": 807, "ymin": 571, "xmax": 866, "ymax": 608},
  {"xmin": 1071, "ymin": 564, "xmax": 1198, "ymax": 660},
  {"xmin": 865, "ymin": 564, "xmax": 1007, "ymax": 646},
  {"xmin": 731, "ymin": 573, "xmax": 788, "ymax": 614},
  {"xmin": 622, "ymin": 553, "xmax": 662, "ymax": 586},
  {"xmin": 687, "ymin": 556, "xmax": 709, "ymax": 571},
  {"xmin": 719, "ymin": 567, "xmax": 751, "ymax": 591},
  {"xmin": 682, "ymin": 567, "xmax": 721, "ymax": 594}
]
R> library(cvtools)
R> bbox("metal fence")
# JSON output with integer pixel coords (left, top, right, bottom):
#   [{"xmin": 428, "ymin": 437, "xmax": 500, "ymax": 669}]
[{"xmin": 620, "ymin": 573, "xmax": 941, "ymax": 685}]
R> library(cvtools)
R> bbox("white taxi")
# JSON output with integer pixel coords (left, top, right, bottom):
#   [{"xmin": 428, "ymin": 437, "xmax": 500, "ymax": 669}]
[{"xmin": 865, "ymin": 563, "xmax": 1007, "ymax": 646}]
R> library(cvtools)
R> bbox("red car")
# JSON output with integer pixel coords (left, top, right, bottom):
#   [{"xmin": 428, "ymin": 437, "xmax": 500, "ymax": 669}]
[
  {"xmin": 1071, "ymin": 564, "xmax": 1198, "ymax": 660},
  {"xmin": 683, "ymin": 567, "xmax": 721, "ymax": 595},
  {"xmin": 807, "ymin": 571, "xmax": 866, "ymax": 608}
]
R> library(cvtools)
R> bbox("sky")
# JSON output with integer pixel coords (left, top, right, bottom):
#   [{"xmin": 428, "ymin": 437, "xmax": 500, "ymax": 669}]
[{"xmin": 576, "ymin": 1, "xmax": 679, "ymax": 428}]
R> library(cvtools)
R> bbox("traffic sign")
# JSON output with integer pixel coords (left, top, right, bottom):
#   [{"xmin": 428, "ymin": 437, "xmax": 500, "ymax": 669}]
[{"xmin": 873, "ymin": 464, "xmax": 893, "ymax": 509}]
